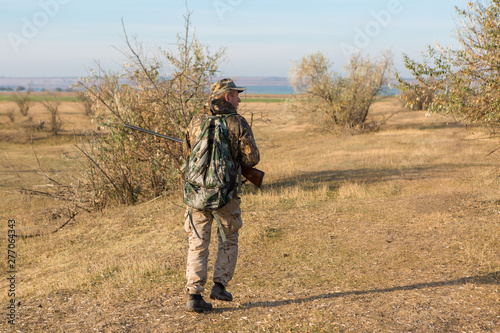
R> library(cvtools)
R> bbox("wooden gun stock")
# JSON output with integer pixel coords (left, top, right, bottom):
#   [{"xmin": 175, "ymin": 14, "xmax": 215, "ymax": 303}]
[{"xmin": 242, "ymin": 166, "xmax": 265, "ymax": 188}]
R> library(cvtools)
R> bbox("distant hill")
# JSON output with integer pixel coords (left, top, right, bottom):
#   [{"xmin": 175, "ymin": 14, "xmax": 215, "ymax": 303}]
[
  {"xmin": 0, "ymin": 76, "xmax": 403, "ymax": 95},
  {"xmin": 0, "ymin": 76, "xmax": 293, "ymax": 94},
  {"xmin": 0, "ymin": 77, "xmax": 78, "ymax": 91}
]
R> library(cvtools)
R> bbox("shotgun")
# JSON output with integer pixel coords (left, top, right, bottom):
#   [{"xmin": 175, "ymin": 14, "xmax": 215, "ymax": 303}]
[{"xmin": 124, "ymin": 123, "xmax": 265, "ymax": 188}]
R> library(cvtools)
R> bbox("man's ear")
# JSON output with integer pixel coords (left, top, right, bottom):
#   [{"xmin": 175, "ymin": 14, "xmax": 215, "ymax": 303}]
[{"xmin": 224, "ymin": 92, "xmax": 232, "ymax": 101}]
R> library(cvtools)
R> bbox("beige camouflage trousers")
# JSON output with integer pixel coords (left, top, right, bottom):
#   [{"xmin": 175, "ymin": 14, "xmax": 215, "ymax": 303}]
[{"xmin": 184, "ymin": 197, "xmax": 242, "ymax": 295}]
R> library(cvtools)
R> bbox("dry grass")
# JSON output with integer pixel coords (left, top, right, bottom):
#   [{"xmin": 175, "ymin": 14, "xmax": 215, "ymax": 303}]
[
  {"xmin": 0, "ymin": 93, "xmax": 93, "ymax": 144},
  {"xmin": 0, "ymin": 94, "xmax": 499, "ymax": 332}
]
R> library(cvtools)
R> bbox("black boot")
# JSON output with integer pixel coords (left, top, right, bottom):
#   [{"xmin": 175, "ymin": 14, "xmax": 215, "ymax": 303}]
[
  {"xmin": 210, "ymin": 282, "xmax": 233, "ymax": 301},
  {"xmin": 186, "ymin": 294, "xmax": 213, "ymax": 313}
]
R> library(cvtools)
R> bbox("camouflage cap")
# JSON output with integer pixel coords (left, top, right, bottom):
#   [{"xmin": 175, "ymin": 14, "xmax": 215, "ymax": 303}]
[{"xmin": 210, "ymin": 78, "xmax": 246, "ymax": 97}]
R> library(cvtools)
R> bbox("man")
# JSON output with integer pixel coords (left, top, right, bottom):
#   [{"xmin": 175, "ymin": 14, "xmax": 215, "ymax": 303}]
[{"xmin": 183, "ymin": 78, "xmax": 260, "ymax": 312}]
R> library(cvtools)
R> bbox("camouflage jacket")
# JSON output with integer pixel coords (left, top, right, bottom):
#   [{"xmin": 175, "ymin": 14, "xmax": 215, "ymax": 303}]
[{"xmin": 183, "ymin": 98, "xmax": 260, "ymax": 170}]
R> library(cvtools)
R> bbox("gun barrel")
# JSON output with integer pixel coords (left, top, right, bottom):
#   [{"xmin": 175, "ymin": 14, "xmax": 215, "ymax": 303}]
[{"xmin": 124, "ymin": 124, "xmax": 184, "ymax": 143}]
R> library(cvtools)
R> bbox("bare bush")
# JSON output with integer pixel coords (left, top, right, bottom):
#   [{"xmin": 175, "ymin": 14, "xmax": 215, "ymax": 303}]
[
  {"xmin": 40, "ymin": 92, "xmax": 63, "ymax": 135},
  {"xmin": 77, "ymin": 91, "xmax": 94, "ymax": 117},
  {"xmin": 77, "ymin": 14, "xmax": 225, "ymax": 207},
  {"xmin": 6, "ymin": 147, "xmax": 87, "ymax": 237},
  {"xmin": 14, "ymin": 89, "xmax": 32, "ymax": 117},
  {"xmin": 7, "ymin": 108, "xmax": 15, "ymax": 122},
  {"xmin": 289, "ymin": 51, "xmax": 393, "ymax": 131}
]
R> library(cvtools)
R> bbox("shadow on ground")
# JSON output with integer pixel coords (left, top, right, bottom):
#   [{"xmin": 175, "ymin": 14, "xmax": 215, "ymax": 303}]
[
  {"xmin": 263, "ymin": 163, "xmax": 487, "ymax": 192},
  {"xmin": 215, "ymin": 272, "xmax": 499, "ymax": 313},
  {"xmin": 382, "ymin": 121, "xmax": 464, "ymax": 132}
]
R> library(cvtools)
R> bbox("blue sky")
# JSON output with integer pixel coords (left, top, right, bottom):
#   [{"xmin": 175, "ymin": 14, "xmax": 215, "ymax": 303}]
[{"xmin": 0, "ymin": 0, "xmax": 461, "ymax": 78}]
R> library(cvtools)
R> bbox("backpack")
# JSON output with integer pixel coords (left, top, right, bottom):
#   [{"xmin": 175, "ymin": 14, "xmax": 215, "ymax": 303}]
[{"xmin": 183, "ymin": 114, "xmax": 240, "ymax": 211}]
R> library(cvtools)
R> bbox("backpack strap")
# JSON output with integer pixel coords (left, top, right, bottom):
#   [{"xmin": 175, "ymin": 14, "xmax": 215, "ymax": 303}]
[
  {"xmin": 188, "ymin": 206, "xmax": 227, "ymax": 242},
  {"xmin": 219, "ymin": 113, "xmax": 242, "ymax": 194},
  {"xmin": 188, "ymin": 207, "xmax": 201, "ymax": 239},
  {"xmin": 237, "ymin": 164, "xmax": 242, "ymax": 194},
  {"xmin": 191, "ymin": 116, "xmax": 214, "ymax": 148},
  {"xmin": 212, "ymin": 211, "xmax": 227, "ymax": 242}
]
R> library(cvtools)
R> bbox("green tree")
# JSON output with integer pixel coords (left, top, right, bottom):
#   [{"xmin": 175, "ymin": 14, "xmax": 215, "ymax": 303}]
[{"xmin": 397, "ymin": 0, "xmax": 500, "ymax": 132}]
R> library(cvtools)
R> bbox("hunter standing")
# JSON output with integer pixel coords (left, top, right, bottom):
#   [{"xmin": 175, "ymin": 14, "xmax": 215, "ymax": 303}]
[{"xmin": 182, "ymin": 78, "xmax": 260, "ymax": 312}]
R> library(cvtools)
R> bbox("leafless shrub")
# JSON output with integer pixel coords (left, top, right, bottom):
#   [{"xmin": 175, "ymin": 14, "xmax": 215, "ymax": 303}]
[
  {"xmin": 5, "ymin": 148, "xmax": 88, "ymax": 237},
  {"xmin": 289, "ymin": 51, "xmax": 393, "ymax": 132},
  {"xmin": 7, "ymin": 108, "xmax": 15, "ymax": 122},
  {"xmin": 77, "ymin": 91, "xmax": 94, "ymax": 117},
  {"xmin": 14, "ymin": 89, "xmax": 32, "ymax": 116},
  {"xmin": 39, "ymin": 92, "xmax": 63, "ymax": 135}
]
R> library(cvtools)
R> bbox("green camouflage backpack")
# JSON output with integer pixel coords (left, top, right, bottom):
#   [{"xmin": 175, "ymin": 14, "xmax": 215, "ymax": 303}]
[{"xmin": 183, "ymin": 114, "xmax": 240, "ymax": 211}]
